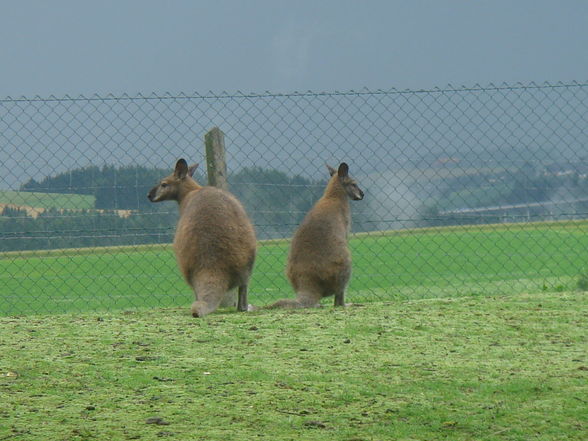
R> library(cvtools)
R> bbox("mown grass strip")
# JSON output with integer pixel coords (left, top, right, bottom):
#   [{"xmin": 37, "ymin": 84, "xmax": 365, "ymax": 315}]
[
  {"xmin": 0, "ymin": 291, "xmax": 586, "ymax": 440},
  {"xmin": 1, "ymin": 220, "xmax": 587, "ymax": 316}
]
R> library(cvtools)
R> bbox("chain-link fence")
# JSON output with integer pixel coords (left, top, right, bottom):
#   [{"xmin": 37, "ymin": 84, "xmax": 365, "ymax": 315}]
[{"xmin": 1, "ymin": 82, "xmax": 587, "ymax": 315}]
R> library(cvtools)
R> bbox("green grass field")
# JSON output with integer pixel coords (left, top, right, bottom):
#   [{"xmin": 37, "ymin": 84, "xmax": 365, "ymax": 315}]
[
  {"xmin": 1, "ymin": 292, "xmax": 586, "ymax": 440},
  {"xmin": 1, "ymin": 220, "xmax": 587, "ymax": 316},
  {"xmin": 0, "ymin": 190, "xmax": 95, "ymax": 210}
]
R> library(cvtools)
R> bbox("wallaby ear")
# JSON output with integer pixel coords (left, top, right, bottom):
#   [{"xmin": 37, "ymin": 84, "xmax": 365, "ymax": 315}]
[
  {"xmin": 174, "ymin": 159, "xmax": 189, "ymax": 179},
  {"xmin": 327, "ymin": 165, "xmax": 337, "ymax": 176},
  {"xmin": 338, "ymin": 162, "xmax": 349, "ymax": 178},
  {"xmin": 188, "ymin": 163, "xmax": 199, "ymax": 178}
]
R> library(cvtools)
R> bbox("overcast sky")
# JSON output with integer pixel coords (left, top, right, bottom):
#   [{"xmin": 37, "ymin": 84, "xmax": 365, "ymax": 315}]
[{"xmin": 1, "ymin": 0, "xmax": 587, "ymax": 97}]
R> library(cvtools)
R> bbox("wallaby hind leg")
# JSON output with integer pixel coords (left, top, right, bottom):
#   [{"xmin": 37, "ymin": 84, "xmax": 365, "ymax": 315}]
[
  {"xmin": 334, "ymin": 290, "xmax": 345, "ymax": 307},
  {"xmin": 297, "ymin": 291, "xmax": 323, "ymax": 308},
  {"xmin": 237, "ymin": 285, "xmax": 248, "ymax": 312}
]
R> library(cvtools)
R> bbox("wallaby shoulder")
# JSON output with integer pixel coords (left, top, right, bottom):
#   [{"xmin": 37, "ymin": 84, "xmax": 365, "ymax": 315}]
[
  {"xmin": 301, "ymin": 196, "xmax": 350, "ymax": 236},
  {"xmin": 180, "ymin": 186, "xmax": 251, "ymax": 223}
]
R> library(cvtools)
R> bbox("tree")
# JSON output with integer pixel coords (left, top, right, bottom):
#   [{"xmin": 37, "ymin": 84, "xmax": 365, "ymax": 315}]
[{"xmin": 229, "ymin": 167, "xmax": 323, "ymax": 239}]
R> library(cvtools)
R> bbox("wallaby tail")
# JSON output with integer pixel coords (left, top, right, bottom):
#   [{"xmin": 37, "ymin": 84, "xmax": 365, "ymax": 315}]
[{"xmin": 191, "ymin": 272, "xmax": 230, "ymax": 317}]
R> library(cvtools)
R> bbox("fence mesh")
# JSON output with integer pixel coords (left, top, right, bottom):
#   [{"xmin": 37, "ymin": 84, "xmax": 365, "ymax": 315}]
[{"xmin": 1, "ymin": 82, "xmax": 587, "ymax": 315}]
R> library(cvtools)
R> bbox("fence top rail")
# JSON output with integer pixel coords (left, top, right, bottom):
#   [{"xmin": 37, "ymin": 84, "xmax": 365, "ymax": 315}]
[{"xmin": 1, "ymin": 81, "xmax": 587, "ymax": 104}]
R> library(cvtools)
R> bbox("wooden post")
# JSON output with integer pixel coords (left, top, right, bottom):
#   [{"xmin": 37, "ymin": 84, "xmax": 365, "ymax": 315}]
[
  {"xmin": 204, "ymin": 127, "xmax": 228, "ymax": 191},
  {"xmin": 204, "ymin": 127, "xmax": 235, "ymax": 307}
]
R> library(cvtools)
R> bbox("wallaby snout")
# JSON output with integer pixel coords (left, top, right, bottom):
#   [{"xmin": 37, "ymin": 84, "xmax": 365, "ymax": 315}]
[
  {"xmin": 147, "ymin": 186, "xmax": 160, "ymax": 202},
  {"xmin": 147, "ymin": 181, "xmax": 177, "ymax": 203},
  {"xmin": 351, "ymin": 187, "xmax": 364, "ymax": 201}
]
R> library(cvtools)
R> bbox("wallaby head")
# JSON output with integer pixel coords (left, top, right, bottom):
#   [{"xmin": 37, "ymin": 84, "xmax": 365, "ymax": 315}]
[
  {"xmin": 148, "ymin": 158, "xmax": 200, "ymax": 203},
  {"xmin": 326, "ymin": 162, "xmax": 364, "ymax": 201}
]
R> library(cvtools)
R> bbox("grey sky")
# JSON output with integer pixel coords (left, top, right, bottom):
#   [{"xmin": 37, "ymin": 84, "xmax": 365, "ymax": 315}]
[{"xmin": 1, "ymin": 0, "xmax": 587, "ymax": 97}]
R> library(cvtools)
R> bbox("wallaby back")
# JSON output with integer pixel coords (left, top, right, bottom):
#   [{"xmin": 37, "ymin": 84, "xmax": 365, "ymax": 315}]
[
  {"xmin": 148, "ymin": 159, "xmax": 256, "ymax": 317},
  {"xmin": 268, "ymin": 162, "xmax": 363, "ymax": 309}
]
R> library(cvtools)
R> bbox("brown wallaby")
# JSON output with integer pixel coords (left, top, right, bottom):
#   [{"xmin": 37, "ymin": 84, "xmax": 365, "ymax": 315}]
[
  {"xmin": 268, "ymin": 162, "xmax": 364, "ymax": 309},
  {"xmin": 148, "ymin": 159, "xmax": 256, "ymax": 317}
]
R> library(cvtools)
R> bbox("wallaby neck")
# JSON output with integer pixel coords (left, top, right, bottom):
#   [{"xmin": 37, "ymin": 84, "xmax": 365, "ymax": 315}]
[
  {"xmin": 321, "ymin": 179, "xmax": 351, "ymax": 229},
  {"xmin": 177, "ymin": 179, "xmax": 202, "ymax": 212},
  {"xmin": 323, "ymin": 176, "xmax": 342, "ymax": 197},
  {"xmin": 323, "ymin": 177, "xmax": 350, "ymax": 203}
]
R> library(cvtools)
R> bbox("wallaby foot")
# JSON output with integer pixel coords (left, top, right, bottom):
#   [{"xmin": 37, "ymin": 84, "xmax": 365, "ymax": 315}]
[
  {"xmin": 219, "ymin": 290, "xmax": 237, "ymax": 308},
  {"xmin": 237, "ymin": 285, "xmax": 248, "ymax": 312},
  {"xmin": 297, "ymin": 292, "xmax": 322, "ymax": 308},
  {"xmin": 265, "ymin": 298, "xmax": 305, "ymax": 309},
  {"xmin": 266, "ymin": 295, "xmax": 321, "ymax": 309}
]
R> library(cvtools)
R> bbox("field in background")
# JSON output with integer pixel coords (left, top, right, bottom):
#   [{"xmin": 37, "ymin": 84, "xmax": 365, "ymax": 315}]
[
  {"xmin": 0, "ymin": 190, "xmax": 95, "ymax": 210},
  {"xmin": 1, "ymin": 292, "xmax": 586, "ymax": 440},
  {"xmin": 1, "ymin": 220, "xmax": 587, "ymax": 316}
]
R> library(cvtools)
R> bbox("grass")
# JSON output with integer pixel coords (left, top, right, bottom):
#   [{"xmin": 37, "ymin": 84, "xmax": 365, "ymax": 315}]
[
  {"xmin": 1, "ymin": 220, "xmax": 587, "ymax": 316},
  {"xmin": 1, "ymin": 291, "xmax": 586, "ymax": 440},
  {"xmin": 0, "ymin": 190, "xmax": 95, "ymax": 210}
]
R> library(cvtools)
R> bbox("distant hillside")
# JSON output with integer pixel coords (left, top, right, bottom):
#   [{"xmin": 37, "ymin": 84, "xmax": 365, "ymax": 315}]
[{"xmin": 0, "ymin": 190, "xmax": 95, "ymax": 210}]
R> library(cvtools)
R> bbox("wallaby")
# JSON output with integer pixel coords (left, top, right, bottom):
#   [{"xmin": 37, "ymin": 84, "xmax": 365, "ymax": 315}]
[
  {"xmin": 148, "ymin": 159, "xmax": 256, "ymax": 317},
  {"xmin": 268, "ymin": 162, "xmax": 364, "ymax": 309}
]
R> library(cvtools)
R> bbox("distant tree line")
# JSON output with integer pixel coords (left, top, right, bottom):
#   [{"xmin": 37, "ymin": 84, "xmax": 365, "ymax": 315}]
[
  {"xmin": 228, "ymin": 167, "xmax": 324, "ymax": 239},
  {"xmin": 6, "ymin": 161, "xmax": 588, "ymax": 251},
  {"xmin": 20, "ymin": 165, "xmax": 172, "ymax": 210}
]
